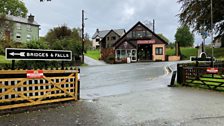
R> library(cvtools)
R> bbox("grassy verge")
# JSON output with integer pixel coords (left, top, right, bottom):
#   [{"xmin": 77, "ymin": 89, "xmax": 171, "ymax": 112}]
[
  {"xmin": 0, "ymin": 55, "xmax": 11, "ymax": 64},
  {"xmin": 184, "ymin": 75, "xmax": 224, "ymax": 91},
  {"xmin": 166, "ymin": 47, "xmax": 224, "ymax": 60},
  {"xmin": 85, "ymin": 50, "xmax": 100, "ymax": 60},
  {"xmin": 205, "ymin": 47, "xmax": 224, "ymax": 60}
]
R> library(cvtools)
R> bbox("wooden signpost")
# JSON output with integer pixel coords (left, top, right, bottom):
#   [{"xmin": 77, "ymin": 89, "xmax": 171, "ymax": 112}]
[
  {"xmin": 5, "ymin": 48, "xmax": 72, "ymax": 61},
  {"xmin": 5, "ymin": 48, "xmax": 72, "ymax": 69}
]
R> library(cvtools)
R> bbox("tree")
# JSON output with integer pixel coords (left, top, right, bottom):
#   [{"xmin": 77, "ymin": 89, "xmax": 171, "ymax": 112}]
[
  {"xmin": 178, "ymin": 0, "xmax": 224, "ymax": 47},
  {"xmin": 0, "ymin": 0, "xmax": 28, "ymax": 17},
  {"xmin": 175, "ymin": 25, "xmax": 194, "ymax": 47},
  {"xmin": 45, "ymin": 25, "xmax": 84, "ymax": 58},
  {"xmin": 157, "ymin": 34, "xmax": 169, "ymax": 43},
  {"xmin": 45, "ymin": 25, "xmax": 72, "ymax": 45},
  {"xmin": 175, "ymin": 25, "xmax": 194, "ymax": 56}
]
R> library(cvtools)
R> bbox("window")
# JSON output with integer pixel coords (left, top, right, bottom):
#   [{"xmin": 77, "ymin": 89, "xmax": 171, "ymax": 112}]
[
  {"xmin": 136, "ymin": 31, "xmax": 144, "ymax": 38},
  {"xmin": 121, "ymin": 50, "xmax": 126, "ymax": 58},
  {"xmin": 127, "ymin": 32, "xmax": 132, "ymax": 38},
  {"xmin": 16, "ymin": 33, "xmax": 21, "ymax": 39},
  {"xmin": 146, "ymin": 31, "xmax": 152, "ymax": 38},
  {"xmin": 16, "ymin": 23, "xmax": 21, "ymax": 30},
  {"xmin": 96, "ymin": 38, "xmax": 100, "ymax": 42},
  {"xmin": 116, "ymin": 50, "xmax": 121, "ymax": 60},
  {"xmin": 27, "ymin": 34, "xmax": 32, "ymax": 41},
  {"xmin": 111, "ymin": 36, "xmax": 116, "ymax": 40},
  {"xmin": 116, "ymin": 49, "xmax": 127, "ymax": 60},
  {"xmin": 155, "ymin": 47, "xmax": 163, "ymax": 55},
  {"xmin": 27, "ymin": 25, "xmax": 31, "ymax": 31},
  {"xmin": 107, "ymin": 37, "xmax": 110, "ymax": 41}
]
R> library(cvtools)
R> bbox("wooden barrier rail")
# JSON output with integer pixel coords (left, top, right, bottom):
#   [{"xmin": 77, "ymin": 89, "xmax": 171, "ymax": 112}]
[
  {"xmin": 0, "ymin": 68, "xmax": 80, "ymax": 110},
  {"xmin": 182, "ymin": 67, "xmax": 224, "ymax": 90}
]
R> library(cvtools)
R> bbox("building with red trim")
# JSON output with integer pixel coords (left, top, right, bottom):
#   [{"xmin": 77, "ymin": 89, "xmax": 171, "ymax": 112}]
[{"xmin": 112, "ymin": 21, "xmax": 168, "ymax": 63}]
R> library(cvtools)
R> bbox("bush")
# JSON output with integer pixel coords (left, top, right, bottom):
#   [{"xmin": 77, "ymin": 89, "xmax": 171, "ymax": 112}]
[
  {"xmin": 104, "ymin": 55, "xmax": 115, "ymax": 64},
  {"xmin": 0, "ymin": 63, "xmax": 11, "ymax": 69}
]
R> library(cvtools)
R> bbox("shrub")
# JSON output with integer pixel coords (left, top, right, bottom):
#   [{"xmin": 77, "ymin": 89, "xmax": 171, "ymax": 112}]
[{"xmin": 105, "ymin": 55, "xmax": 115, "ymax": 64}]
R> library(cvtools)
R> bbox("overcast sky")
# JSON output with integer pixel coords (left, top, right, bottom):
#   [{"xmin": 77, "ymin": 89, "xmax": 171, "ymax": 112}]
[{"xmin": 23, "ymin": 0, "xmax": 203, "ymax": 44}]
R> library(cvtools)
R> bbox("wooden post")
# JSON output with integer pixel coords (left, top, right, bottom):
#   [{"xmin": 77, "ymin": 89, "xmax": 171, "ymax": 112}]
[
  {"xmin": 11, "ymin": 60, "xmax": 15, "ymax": 70},
  {"xmin": 75, "ymin": 67, "xmax": 80, "ymax": 100},
  {"xmin": 61, "ymin": 61, "xmax": 64, "ymax": 70}
]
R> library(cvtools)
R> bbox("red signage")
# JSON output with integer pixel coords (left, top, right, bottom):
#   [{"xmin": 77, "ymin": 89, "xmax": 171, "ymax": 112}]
[
  {"xmin": 206, "ymin": 68, "xmax": 218, "ymax": 74},
  {"xmin": 27, "ymin": 70, "xmax": 44, "ymax": 79},
  {"xmin": 137, "ymin": 40, "xmax": 155, "ymax": 44}
]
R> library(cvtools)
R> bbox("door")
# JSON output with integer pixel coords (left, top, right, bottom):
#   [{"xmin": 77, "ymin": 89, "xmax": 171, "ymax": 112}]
[
  {"xmin": 131, "ymin": 49, "xmax": 137, "ymax": 62},
  {"xmin": 137, "ymin": 44, "xmax": 152, "ymax": 61}
]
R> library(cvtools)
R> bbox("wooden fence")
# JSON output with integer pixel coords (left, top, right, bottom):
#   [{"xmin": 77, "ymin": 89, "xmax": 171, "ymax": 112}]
[
  {"xmin": 0, "ymin": 68, "xmax": 80, "ymax": 110},
  {"xmin": 182, "ymin": 67, "xmax": 224, "ymax": 90}
]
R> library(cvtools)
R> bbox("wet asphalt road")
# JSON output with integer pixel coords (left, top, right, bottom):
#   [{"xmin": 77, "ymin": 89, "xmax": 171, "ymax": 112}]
[
  {"xmin": 81, "ymin": 62, "xmax": 167, "ymax": 99},
  {"xmin": 1, "ymin": 62, "xmax": 224, "ymax": 125}
]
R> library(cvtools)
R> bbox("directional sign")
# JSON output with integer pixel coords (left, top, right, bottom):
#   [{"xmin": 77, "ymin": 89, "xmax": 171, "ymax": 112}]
[{"xmin": 5, "ymin": 48, "xmax": 72, "ymax": 61}]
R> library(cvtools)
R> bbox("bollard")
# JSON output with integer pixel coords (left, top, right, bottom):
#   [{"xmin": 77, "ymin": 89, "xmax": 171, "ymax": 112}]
[
  {"xmin": 177, "ymin": 64, "xmax": 183, "ymax": 84},
  {"xmin": 168, "ymin": 71, "xmax": 177, "ymax": 87}
]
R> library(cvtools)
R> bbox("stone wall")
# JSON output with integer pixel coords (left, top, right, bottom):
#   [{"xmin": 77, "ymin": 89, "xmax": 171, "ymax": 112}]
[{"xmin": 168, "ymin": 56, "xmax": 180, "ymax": 61}]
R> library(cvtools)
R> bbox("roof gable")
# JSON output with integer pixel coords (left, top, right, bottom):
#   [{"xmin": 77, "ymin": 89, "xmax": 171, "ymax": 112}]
[
  {"xmin": 101, "ymin": 29, "xmax": 121, "ymax": 40},
  {"xmin": 92, "ymin": 29, "xmax": 125, "ymax": 39},
  {"xmin": 113, "ymin": 21, "xmax": 168, "ymax": 48}
]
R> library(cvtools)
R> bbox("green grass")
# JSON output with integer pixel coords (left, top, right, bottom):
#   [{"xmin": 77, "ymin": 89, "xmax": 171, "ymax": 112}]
[
  {"xmin": 205, "ymin": 47, "xmax": 224, "ymax": 60},
  {"xmin": 166, "ymin": 47, "xmax": 224, "ymax": 60},
  {"xmin": 166, "ymin": 47, "xmax": 198, "ymax": 60},
  {"xmin": 85, "ymin": 50, "xmax": 100, "ymax": 60},
  {"xmin": 0, "ymin": 55, "xmax": 11, "ymax": 64}
]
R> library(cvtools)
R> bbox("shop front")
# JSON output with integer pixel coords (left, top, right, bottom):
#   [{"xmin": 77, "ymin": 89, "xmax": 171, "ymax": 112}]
[
  {"xmin": 137, "ymin": 40, "xmax": 155, "ymax": 61},
  {"xmin": 113, "ymin": 21, "xmax": 167, "ymax": 63}
]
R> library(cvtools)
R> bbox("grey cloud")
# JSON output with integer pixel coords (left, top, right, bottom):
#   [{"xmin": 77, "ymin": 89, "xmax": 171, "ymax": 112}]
[{"xmin": 23, "ymin": 0, "xmax": 202, "ymax": 44}]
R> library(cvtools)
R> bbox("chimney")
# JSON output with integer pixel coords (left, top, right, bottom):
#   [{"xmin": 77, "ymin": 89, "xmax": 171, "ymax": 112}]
[
  {"xmin": 28, "ymin": 14, "xmax": 34, "ymax": 22},
  {"xmin": 96, "ymin": 28, "xmax": 99, "ymax": 33},
  {"xmin": 153, "ymin": 19, "xmax": 155, "ymax": 33}
]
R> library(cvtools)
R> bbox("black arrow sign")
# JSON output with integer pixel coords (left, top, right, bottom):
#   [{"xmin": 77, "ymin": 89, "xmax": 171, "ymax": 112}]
[{"xmin": 5, "ymin": 48, "xmax": 72, "ymax": 61}]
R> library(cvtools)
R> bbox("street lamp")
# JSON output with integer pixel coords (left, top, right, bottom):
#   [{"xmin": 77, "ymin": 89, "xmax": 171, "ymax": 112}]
[
  {"xmin": 81, "ymin": 10, "xmax": 87, "ymax": 64},
  {"xmin": 210, "ymin": 0, "xmax": 214, "ymax": 67}
]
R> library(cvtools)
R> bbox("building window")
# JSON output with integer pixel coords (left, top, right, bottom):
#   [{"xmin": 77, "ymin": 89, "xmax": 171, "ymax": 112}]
[
  {"xmin": 116, "ymin": 50, "xmax": 121, "ymax": 60},
  {"xmin": 16, "ymin": 23, "xmax": 21, "ymax": 30},
  {"xmin": 127, "ymin": 32, "xmax": 132, "ymax": 38},
  {"xmin": 121, "ymin": 50, "xmax": 126, "ymax": 58},
  {"xmin": 96, "ymin": 38, "xmax": 100, "ymax": 42},
  {"xmin": 111, "ymin": 36, "xmax": 116, "ymax": 40},
  {"xmin": 136, "ymin": 31, "xmax": 143, "ymax": 38},
  {"xmin": 16, "ymin": 33, "xmax": 21, "ymax": 39},
  {"xmin": 27, "ymin": 25, "xmax": 31, "ymax": 31},
  {"xmin": 107, "ymin": 37, "xmax": 110, "ymax": 41},
  {"xmin": 155, "ymin": 47, "xmax": 163, "ymax": 55},
  {"xmin": 146, "ymin": 31, "xmax": 152, "ymax": 38},
  {"xmin": 27, "ymin": 34, "xmax": 32, "ymax": 41}
]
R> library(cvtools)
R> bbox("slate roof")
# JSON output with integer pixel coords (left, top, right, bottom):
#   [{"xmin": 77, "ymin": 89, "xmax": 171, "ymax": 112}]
[
  {"xmin": 5, "ymin": 15, "xmax": 40, "ymax": 26},
  {"xmin": 92, "ymin": 29, "xmax": 125, "ymax": 39}
]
